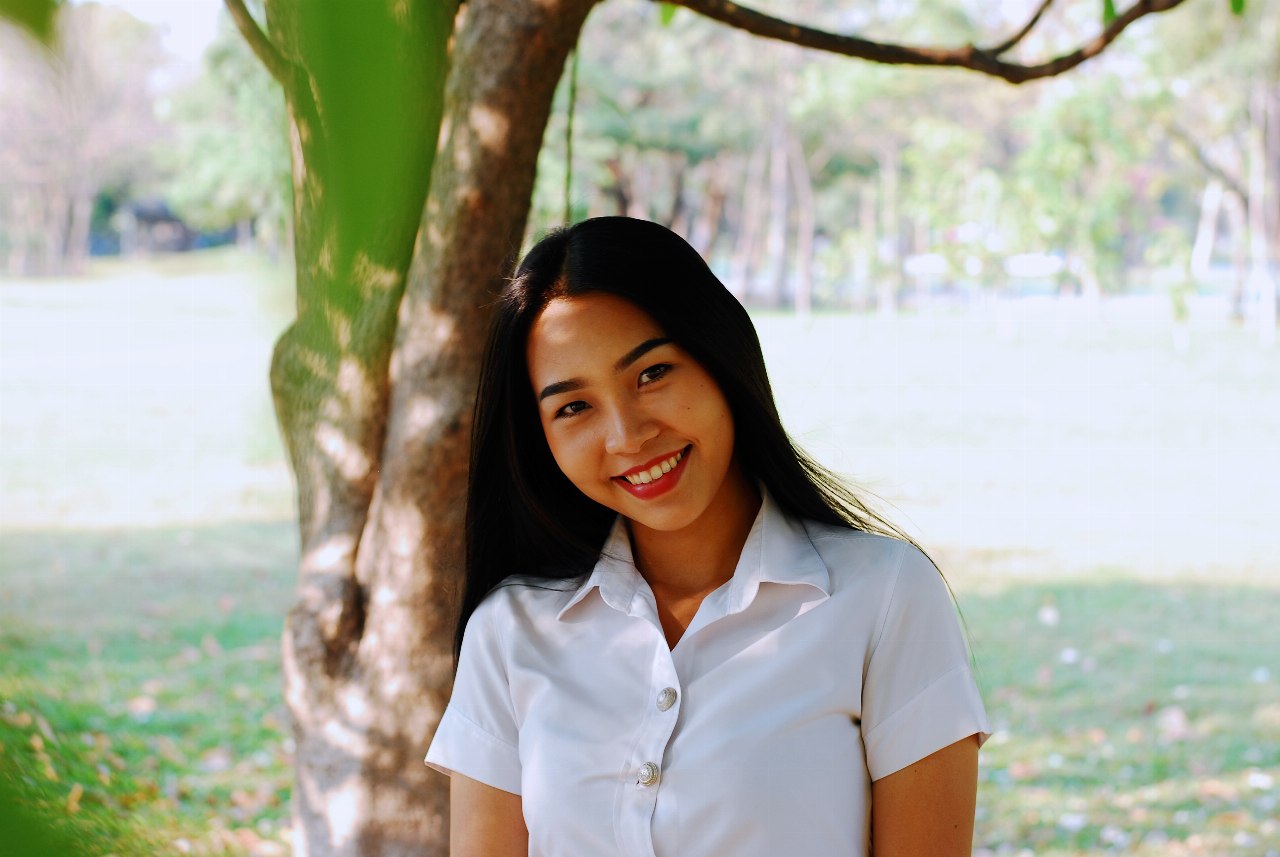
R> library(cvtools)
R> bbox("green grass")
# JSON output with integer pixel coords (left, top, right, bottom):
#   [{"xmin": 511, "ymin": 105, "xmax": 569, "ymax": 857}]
[
  {"xmin": 0, "ymin": 523, "xmax": 298, "ymax": 856},
  {"xmin": 2, "ymin": 254, "xmax": 1279, "ymax": 854}
]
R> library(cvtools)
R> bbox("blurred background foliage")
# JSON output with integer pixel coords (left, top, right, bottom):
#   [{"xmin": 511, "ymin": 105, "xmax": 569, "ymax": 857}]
[{"xmin": 0, "ymin": 0, "xmax": 1274, "ymax": 321}]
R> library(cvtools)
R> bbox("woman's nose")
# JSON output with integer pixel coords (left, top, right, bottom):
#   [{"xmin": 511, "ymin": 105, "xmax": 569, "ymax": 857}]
[{"xmin": 603, "ymin": 405, "xmax": 658, "ymax": 455}]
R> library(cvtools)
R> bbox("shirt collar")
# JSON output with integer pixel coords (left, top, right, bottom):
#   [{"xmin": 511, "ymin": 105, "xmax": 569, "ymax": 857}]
[{"xmin": 556, "ymin": 488, "xmax": 831, "ymax": 621}]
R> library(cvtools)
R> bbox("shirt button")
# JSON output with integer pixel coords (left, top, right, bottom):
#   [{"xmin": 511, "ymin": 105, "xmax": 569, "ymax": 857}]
[
  {"xmin": 656, "ymin": 687, "xmax": 678, "ymax": 711},
  {"xmin": 637, "ymin": 762, "xmax": 661, "ymax": 787}
]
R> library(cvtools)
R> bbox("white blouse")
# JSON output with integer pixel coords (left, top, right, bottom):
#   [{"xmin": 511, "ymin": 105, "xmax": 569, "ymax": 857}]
[{"xmin": 426, "ymin": 491, "xmax": 990, "ymax": 857}]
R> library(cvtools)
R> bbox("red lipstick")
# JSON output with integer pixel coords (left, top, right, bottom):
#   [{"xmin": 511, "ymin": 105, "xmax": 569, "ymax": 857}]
[{"xmin": 614, "ymin": 446, "xmax": 691, "ymax": 500}]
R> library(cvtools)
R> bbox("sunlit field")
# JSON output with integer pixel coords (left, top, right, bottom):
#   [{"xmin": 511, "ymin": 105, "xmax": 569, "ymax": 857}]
[{"xmin": 1, "ymin": 252, "xmax": 1278, "ymax": 855}]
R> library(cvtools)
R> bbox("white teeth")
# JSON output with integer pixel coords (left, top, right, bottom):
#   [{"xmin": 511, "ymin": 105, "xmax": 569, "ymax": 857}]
[{"xmin": 624, "ymin": 450, "xmax": 685, "ymax": 485}]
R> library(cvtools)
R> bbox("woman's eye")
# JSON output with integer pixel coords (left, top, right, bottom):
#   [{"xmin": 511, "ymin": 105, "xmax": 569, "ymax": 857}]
[
  {"xmin": 638, "ymin": 363, "xmax": 672, "ymax": 385},
  {"xmin": 554, "ymin": 400, "xmax": 589, "ymax": 419}
]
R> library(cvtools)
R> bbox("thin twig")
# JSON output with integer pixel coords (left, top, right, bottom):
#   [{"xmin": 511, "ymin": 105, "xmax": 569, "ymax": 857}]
[
  {"xmin": 989, "ymin": 0, "xmax": 1057, "ymax": 57},
  {"xmin": 664, "ymin": 0, "xmax": 1188, "ymax": 84},
  {"xmin": 223, "ymin": 0, "xmax": 290, "ymax": 87},
  {"xmin": 1168, "ymin": 123, "xmax": 1247, "ymax": 200}
]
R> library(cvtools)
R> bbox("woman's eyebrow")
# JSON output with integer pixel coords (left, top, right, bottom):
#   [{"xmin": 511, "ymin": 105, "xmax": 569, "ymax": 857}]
[
  {"xmin": 613, "ymin": 337, "xmax": 673, "ymax": 372},
  {"xmin": 537, "ymin": 337, "xmax": 674, "ymax": 403},
  {"xmin": 538, "ymin": 378, "xmax": 583, "ymax": 402}
]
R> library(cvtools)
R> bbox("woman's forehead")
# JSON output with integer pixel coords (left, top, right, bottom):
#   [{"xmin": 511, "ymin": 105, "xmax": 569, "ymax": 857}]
[{"xmin": 527, "ymin": 294, "xmax": 668, "ymax": 374}]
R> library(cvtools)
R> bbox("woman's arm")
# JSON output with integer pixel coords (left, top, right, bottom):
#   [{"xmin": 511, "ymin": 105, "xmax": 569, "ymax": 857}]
[
  {"xmin": 870, "ymin": 734, "xmax": 981, "ymax": 856},
  {"xmin": 449, "ymin": 773, "xmax": 528, "ymax": 857}
]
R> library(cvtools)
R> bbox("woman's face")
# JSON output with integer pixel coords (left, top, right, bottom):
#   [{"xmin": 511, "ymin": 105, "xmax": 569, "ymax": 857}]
[{"xmin": 526, "ymin": 291, "xmax": 746, "ymax": 537}]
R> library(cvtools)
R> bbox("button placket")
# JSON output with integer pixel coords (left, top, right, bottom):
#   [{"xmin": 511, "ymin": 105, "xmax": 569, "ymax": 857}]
[{"xmin": 617, "ymin": 626, "xmax": 683, "ymax": 857}]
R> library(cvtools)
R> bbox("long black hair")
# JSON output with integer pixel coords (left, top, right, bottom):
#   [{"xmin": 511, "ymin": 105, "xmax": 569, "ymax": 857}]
[{"xmin": 458, "ymin": 216, "xmax": 916, "ymax": 659}]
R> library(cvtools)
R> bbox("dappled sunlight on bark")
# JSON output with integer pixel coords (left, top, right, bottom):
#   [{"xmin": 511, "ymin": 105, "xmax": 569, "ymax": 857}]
[
  {"xmin": 468, "ymin": 102, "xmax": 511, "ymax": 151},
  {"xmin": 352, "ymin": 251, "xmax": 403, "ymax": 300},
  {"xmin": 315, "ymin": 420, "xmax": 373, "ymax": 483}
]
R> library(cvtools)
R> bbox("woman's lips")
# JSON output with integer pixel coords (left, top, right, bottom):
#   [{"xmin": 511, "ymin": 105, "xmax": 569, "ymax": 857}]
[{"xmin": 614, "ymin": 446, "xmax": 691, "ymax": 499}]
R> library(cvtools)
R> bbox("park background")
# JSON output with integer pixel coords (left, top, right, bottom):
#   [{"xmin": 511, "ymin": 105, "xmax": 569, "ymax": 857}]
[{"xmin": 1, "ymin": 0, "xmax": 1278, "ymax": 854}]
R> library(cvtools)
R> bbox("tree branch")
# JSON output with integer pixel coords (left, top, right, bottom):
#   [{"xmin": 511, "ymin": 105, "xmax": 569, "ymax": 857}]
[
  {"xmin": 223, "ymin": 0, "xmax": 290, "ymax": 87},
  {"xmin": 1168, "ymin": 123, "xmax": 1247, "ymax": 201},
  {"xmin": 664, "ymin": 0, "xmax": 1189, "ymax": 85},
  {"xmin": 222, "ymin": 0, "xmax": 327, "ymax": 166},
  {"xmin": 989, "ymin": 0, "xmax": 1057, "ymax": 57}
]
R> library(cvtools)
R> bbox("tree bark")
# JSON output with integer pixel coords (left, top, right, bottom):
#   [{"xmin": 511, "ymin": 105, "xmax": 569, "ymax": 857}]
[{"xmin": 261, "ymin": 1, "xmax": 601, "ymax": 854}]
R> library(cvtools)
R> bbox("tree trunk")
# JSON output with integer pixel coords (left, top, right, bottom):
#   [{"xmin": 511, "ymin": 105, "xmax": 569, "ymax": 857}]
[
  {"xmin": 729, "ymin": 139, "xmax": 768, "ymax": 299},
  {"xmin": 877, "ymin": 143, "xmax": 901, "ymax": 316},
  {"xmin": 765, "ymin": 117, "xmax": 790, "ymax": 306},
  {"xmin": 264, "ymin": 1, "xmax": 600, "ymax": 854},
  {"xmin": 1225, "ymin": 190, "xmax": 1249, "ymax": 322},
  {"xmin": 65, "ymin": 189, "xmax": 92, "ymax": 275},
  {"xmin": 1189, "ymin": 177, "xmax": 1223, "ymax": 283},
  {"xmin": 1247, "ymin": 76, "xmax": 1275, "ymax": 346},
  {"xmin": 688, "ymin": 159, "xmax": 726, "ymax": 259},
  {"xmin": 786, "ymin": 129, "xmax": 815, "ymax": 317},
  {"xmin": 604, "ymin": 157, "xmax": 633, "ymax": 215},
  {"xmin": 856, "ymin": 179, "xmax": 876, "ymax": 307}
]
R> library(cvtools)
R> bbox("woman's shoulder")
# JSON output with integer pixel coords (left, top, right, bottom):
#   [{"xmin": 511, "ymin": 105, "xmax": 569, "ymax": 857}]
[
  {"xmin": 470, "ymin": 573, "xmax": 589, "ymax": 627},
  {"xmin": 799, "ymin": 519, "xmax": 941, "ymax": 595}
]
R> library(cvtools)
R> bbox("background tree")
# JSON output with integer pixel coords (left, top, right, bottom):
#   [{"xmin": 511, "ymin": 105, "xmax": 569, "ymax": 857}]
[
  {"xmin": 161, "ymin": 14, "xmax": 291, "ymax": 255},
  {"xmin": 0, "ymin": 3, "xmax": 164, "ymax": 274}
]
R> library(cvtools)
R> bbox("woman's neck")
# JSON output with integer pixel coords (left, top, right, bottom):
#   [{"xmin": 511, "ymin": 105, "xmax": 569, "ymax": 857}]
[{"xmin": 628, "ymin": 467, "xmax": 762, "ymax": 601}]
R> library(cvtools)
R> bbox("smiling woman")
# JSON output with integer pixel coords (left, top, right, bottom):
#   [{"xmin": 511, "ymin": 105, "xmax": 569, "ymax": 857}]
[{"xmin": 425, "ymin": 217, "xmax": 989, "ymax": 857}]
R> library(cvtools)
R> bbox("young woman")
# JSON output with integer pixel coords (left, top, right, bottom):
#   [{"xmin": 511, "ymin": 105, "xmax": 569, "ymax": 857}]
[{"xmin": 426, "ymin": 216, "xmax": 989, "ymax": 856}]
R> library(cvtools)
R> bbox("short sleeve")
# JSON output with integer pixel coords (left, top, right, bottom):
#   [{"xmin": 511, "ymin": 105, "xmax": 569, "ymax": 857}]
[
  {"xmin": 861, "ymin": 544, "xmax": 990, "ymax": 781},
  {"xmin": 424, "ymin": 595, "xmax": 522, "ymax": 794}
]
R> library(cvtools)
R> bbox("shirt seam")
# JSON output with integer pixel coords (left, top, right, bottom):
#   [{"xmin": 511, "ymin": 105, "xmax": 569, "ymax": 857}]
[
  {"xmin": 490, "ymin": 594, "xmax": 520, "ymax": 742},
  {"xmin": 862, "ymin": 661, "xmax": 974, "ymax": 742},
  {"xmin": 867, "ymin": 539, "xmax": 910, "ymax": 659},
  {"xmin": 447, "ymin": 700, "xmax": 520, "ymax": 754}
]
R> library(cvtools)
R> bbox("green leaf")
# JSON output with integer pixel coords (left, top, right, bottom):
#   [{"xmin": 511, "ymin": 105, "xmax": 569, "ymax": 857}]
[
  {"xmin": 0, "ymin": 0, "xmax": 58, "ymax": 43},
  {"xmin": 659, "ymin": 3, "xmax": 677, "ymax": 26},
  {"xmin": 1230, "ymin": 0, "xmax": 1245, "ymax": 15},
  {"xmin": 1102, "ymin": 0, "xmax": 1118, "ymax": 25}
]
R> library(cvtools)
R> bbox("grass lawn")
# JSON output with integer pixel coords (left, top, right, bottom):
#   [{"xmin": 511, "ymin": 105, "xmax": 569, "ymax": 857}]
[{"xmin": 1, "ymin": 254, "xmax": 1278, "ymax": 854}]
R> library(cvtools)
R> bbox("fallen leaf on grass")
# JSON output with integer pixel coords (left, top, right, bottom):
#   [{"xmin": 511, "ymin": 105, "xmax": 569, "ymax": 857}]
[
  {"xmin": 1156, "ymin": 705, "xmax": 1191, "ymax": 742},
  {"xmin": 170, "ymin": 646, "xmax": 202, "ymax": 667},
  {"xmin": 153, "ymin": 735, "xmax": 185, "ymax": 765},
  {"xmin": 1197, "ymin": 779, "xmax": 1237, "ymax": 801},
  {"xmin": 67, "ymin": 782, "xmax": 84, "ymax": 813},
  {"xmin": 127, "ymin": 696, "xmax": 156, "ymax": 718},
  {"xmin": 198, "ymin": 746, "xmax": 233, "ymax": 773},
  {"xmin": 5, "ymin": 710, "xmax": 33, "ymax": 728}
]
